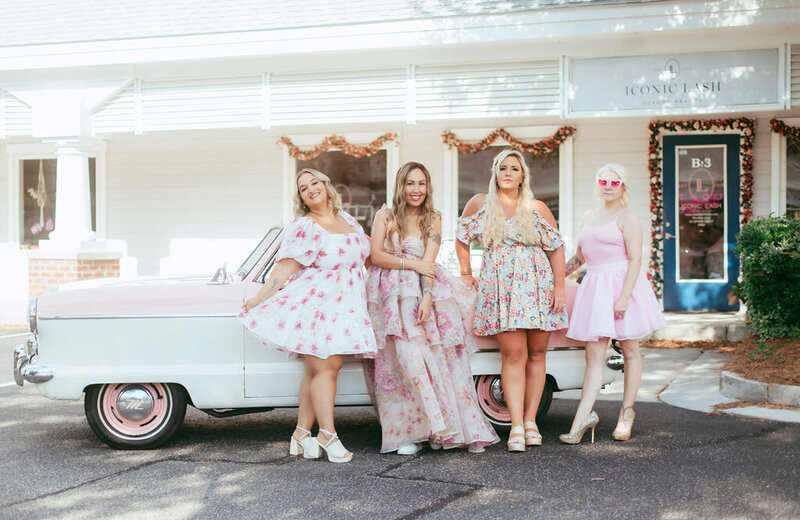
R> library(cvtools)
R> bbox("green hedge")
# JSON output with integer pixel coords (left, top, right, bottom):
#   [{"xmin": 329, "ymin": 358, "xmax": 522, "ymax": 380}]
[{"xmin": 734, "ymin": 216, "xmax": 800, "ymax": 339}]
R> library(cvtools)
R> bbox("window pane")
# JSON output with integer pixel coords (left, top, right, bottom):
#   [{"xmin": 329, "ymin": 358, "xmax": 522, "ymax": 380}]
[
  {"xmin": 787, "ymin": 139, "xmax": 800, "ymax": 218},
  {"xmin": 20, "ymin": 158, "xmax": 96, "ymax": 248},
  {"xmin": 297, "ymin": 150, "xmax": 386, "ymax": 234},
  {"xmin": 457, "ymin": 146, "xmax": 559, "ymax": 223}
]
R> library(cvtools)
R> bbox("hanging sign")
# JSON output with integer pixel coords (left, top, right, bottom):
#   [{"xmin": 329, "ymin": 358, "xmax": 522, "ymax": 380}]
[{"xmin": 568, "ymin": 49, "xmax": 781, "ymax": 116}]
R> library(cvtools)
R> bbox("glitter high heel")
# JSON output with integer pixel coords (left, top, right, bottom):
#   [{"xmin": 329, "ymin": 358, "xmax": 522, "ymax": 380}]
[{"xmin": 558, "ymin": 411, "xmax": 599, "ymax": 445}]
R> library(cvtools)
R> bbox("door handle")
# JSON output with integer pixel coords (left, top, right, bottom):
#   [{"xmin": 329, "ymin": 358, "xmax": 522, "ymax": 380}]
[{"xmin": 664, "ymin": 233, "xmax": 676, "ymax": 240}]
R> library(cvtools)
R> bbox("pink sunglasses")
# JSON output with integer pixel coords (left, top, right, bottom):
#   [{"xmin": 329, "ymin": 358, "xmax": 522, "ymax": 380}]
[{"xmin": 597, "ymin": 178, "xmax": 623, "ymax": 188}]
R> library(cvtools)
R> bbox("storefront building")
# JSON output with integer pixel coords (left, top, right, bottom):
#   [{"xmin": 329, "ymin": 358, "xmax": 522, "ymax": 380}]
[{"xmin": 1, "ymin": 0, "xmax": 799, "ymax": 324}]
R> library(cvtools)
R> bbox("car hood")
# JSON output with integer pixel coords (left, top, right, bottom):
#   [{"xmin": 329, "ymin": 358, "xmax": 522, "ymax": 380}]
[{"xmin": 37, "ymin": 274, "xmax": 252, "ymax": 318}]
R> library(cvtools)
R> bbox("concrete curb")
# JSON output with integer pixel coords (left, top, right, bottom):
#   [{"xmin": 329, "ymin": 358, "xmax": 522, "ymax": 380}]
[{"xmin": 720, "ymin": 370, "xmax": 800, "ymax": 407}]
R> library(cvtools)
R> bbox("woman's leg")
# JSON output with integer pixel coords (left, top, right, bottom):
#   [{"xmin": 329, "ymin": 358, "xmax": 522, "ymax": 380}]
[
  {"xmin": 522, "ymin": 329, "xmax": 550, "ymax": 424},
  {"xmin": 619, "ymin": 339, "xmax": 642, "ymax": 410},
  {"xmin": 296, "ymin": 359, "xmax": 316, "ymax": 432},
  {"xmin": 567, "ymin": 339, "xmax": 609, "ymax": 432},
  {"xmin": 495, "ymin": 330, "xmax": 528, "ymax": 429},
  {"xmin": 306, "ymin": 355, "xmax": 347, "ymax": 451}
]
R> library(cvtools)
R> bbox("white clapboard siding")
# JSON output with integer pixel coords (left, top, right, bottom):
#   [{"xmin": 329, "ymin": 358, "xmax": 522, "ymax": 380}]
[
  {"xmin": 270, "ymin": 69, "xmax": 406, "ymax": 125},
  {"xmin": 792, "ymin": 45, "xmax": 800, "ymax": 106},
  {"xmin": 141, "ymin": 76, "xmax": 262, "ymax": 131},
  {"xmin": 93, "ymin": 83, "xmax": 136, "ymax": 134},
  {"xmin": 1, "ymin": 90, "xmax": 33, "ymax": 137},
  {"xmin": 415, "ymin": 61, "xmax": 560, "ymax": 120}
]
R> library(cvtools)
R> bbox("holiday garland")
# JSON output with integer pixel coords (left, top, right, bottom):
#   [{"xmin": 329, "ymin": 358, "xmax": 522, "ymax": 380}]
[
  {"xmin": 278, "ymin": 133, "xmax": 398, "ymax": 160},
  {"xmin": 442, "ymin": 126, "xmax": 576, "ymax": 155},
  {"xmin": 647, "ymin": 118, "xmax": 755, "ymax": 297},
  {"xmin": 770, "ymin": 118, "xmax": 800, "ymax": 143}
]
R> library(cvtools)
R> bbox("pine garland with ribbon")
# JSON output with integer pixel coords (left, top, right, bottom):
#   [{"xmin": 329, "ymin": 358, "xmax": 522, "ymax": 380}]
[
  {"xmin": 442, "ymin": 126, "xmax": 576, "ymax": 155},
  {"xmin": 647, "ymin": 118, "xmax": 755, "ymax": 297},
  {"xmin": 278, "ymin": 133, "xmax": 398, "ymax": 160},
  {"xmin": 770, "ymin": 118, "xmax": 800, "ymax": 143}
]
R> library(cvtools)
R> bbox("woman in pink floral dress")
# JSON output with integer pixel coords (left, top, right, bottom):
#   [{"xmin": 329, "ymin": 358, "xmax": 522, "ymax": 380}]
[
  {"xmin": 456, "ymin": 149, "xmax": 568, "ymax": 452},
  {"xmin": 365, "ymin": 162, "xmax": 499, "ymax": 454},
  {"xmin": 239, "ymin": 168, "xmax": 377, "ymax": 463}
]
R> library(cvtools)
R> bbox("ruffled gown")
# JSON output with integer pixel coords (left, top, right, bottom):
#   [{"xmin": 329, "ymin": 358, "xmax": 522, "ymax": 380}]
[
  {"xmin": 239, "ymin": 212, "xmax": 377, "ymax": 359},
  {"xmin": 566, "ymin": 213, "xmax": 665, "ymax": 342},
  {"xmin": 364, "ymin": 234, "xmax": 500, "ymax": 453}
]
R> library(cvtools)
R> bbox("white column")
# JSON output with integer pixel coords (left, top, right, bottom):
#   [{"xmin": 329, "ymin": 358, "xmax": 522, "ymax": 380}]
[{"xmin": 46, "ymin": 143, "xmax": 95, "ymax": 246}]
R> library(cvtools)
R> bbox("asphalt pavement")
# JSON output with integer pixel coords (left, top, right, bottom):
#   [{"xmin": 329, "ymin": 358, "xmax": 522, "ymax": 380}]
[{"xmin": 2, "ymin": 331, "xmax": 799, "ymax": 519}]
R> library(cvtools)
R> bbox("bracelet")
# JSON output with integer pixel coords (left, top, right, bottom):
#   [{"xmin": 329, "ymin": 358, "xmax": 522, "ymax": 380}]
[
  {"xmin": 400, "ymin": 258, "xmax": 405, "ymax": 270},
  {"xmin": 422, "ymin": 288, "xmax": 432, "ymax": 295},
  {"xmin": 460, "ymin": 267, "xmax": 472, "ymax": 276}
]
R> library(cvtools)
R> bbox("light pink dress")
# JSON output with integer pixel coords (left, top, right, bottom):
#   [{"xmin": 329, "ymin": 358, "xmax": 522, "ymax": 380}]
[
  {"xmin": 363, "ymin": 233, "xmax": 499, "ymax": 453},
  {"xmin": 566, "ymin": 212, "xmax": 665, "ymax": 342},
  {"xmin": 239, "ymin": 212, "xmax": 377, "ymax": 359}
]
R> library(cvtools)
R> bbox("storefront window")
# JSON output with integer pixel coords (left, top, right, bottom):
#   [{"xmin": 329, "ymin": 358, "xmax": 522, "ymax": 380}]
[
  {"xmin": 20, "ymin": 158, "xmax": 96, "ymax": 249},
  {"xmin": 457, "ymin": 147, "xmax": 559, "ymax": 223},
  {"xmin": 297, "ymin": 150, "xmax": 387, "ymax": 234},
  {"xmin": 787, "ymin": 139, "xmax": 800, "ymax": 218}
]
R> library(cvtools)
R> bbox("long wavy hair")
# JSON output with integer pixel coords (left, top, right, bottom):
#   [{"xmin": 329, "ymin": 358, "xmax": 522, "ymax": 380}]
[
  {"xmin": 482, "ymin": 149, "xmax": 541, "ymax": 248},
  {"xmin": 594, "ymin": 163, "xmax": 631, "ymax": 207},
  {"xmin": 385, "ymin": 162, "xmax": 438, "ymax": 252},
  {"xmin": 293, "ymin": 168, "xmax": 342, "ymax": 217}
]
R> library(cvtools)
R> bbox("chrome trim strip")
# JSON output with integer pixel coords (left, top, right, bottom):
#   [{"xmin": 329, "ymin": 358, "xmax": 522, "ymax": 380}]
[{"xmin": 39, "ymin": 313, "xmax": 238, "ymax": 320}]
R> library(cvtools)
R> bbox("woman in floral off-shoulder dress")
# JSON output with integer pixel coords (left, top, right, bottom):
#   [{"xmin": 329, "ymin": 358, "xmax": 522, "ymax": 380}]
[
  {"xmin": 239, "ymin": 168, "xmax": 377, "ymax": 463},
  {"xmin": 456, "ymin": 149, "xmax": 568, "ymax": 452},
  {"xmin": 364, "ymin": 162, "xmax": 499, "ymax": 455}
]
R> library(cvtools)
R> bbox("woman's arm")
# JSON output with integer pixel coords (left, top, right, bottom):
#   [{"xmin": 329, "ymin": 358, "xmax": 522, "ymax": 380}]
[
  {"xmin": 534, "ymin": 200, "xmax": 566, "ymax": 310},
  {"xmin": 243, "ymin": 258, "xmax": 303, "ymax": 311},
  {"xmin": 614, "ymin": 209, "xmax": 643, "ymax": 317},
  {"xmin": 369, "ymin": 207, "xmax": 435, "ymax": 277},
  {"xmin": 416, "ymin": 214, "xmax": 442, "ymax": 324},
  {"xmin": 455, "ymin": 194, "xmax": 486, "ymax": 289},
  {"xmin": 565, "ymin": 209, "xmax": 590, "ymax": 276}
]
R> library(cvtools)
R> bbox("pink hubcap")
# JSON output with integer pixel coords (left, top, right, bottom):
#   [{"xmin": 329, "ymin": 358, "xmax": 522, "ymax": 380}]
[
  {"xmin": 475, "ymin": 375, "xmax": 511, "ymax": 423},
  {"xmin": 99, "ymin": 383, "xmax": 170, "ymax": 439}
]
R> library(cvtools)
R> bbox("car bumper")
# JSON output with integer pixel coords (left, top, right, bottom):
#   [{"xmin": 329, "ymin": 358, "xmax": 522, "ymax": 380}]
[{"xmin": 13, "ymin": 337, "xmax": 54, "ymax": 386}]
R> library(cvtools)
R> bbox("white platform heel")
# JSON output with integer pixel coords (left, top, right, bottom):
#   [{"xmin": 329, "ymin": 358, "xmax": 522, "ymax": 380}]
[
  {"xmin": 317, "ymin": 429, "xmax": 353, "ymax": 463},
  {"xmin": 289, "ymin": 426, "xmax": 320, "ymax": 459}
]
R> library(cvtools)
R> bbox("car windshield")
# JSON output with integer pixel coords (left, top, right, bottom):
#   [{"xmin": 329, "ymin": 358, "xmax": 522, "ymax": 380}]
[{"xmin": 236, "ymin": 227, "xmax": 281, "ymax": 279}]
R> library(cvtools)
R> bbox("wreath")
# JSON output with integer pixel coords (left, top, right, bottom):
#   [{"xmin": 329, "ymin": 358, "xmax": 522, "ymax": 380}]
[{"xmin": 647, "ymin": 118, "xmax": 755, "ymax": 297}]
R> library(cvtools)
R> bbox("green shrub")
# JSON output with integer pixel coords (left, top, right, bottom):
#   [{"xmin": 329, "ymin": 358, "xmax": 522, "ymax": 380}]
[{"xmin": 734, "ymin": 216, "xmax": 800, "ymax": 339}]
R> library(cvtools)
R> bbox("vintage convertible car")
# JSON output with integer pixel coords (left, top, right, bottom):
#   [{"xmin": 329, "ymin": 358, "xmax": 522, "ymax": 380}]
[{"xmin": 14, "ymin": 227, "xmax": 620, "ymax": 449}]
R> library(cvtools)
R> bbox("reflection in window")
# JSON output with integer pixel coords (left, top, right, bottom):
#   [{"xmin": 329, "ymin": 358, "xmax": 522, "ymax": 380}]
[
  {"xmin": 457, "ymin": 146, "xmax": 559, "ymax": 223},
  {"xmin": 20, "ymin": 158, "xmax": 96, "ymax": 249},
  {"xmin": 787, "ymin": 139, "xmax": 800, "ymax": 218}
]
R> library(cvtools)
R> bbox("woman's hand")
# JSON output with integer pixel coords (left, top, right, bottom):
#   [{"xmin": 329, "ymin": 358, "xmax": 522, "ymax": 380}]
[
  {"xmin": 409, "ymin": 258, "xmax": 436, "ymax": 278},
  {"xmin": 242, "ymin": 297, "xmax": 261, "ymax": 312},
  {"xmin": 460, "ymin": 274, "xmax": 478, "ymax": 289},
  {"xmin": 416, "ymin": 294, "xmax": 432, "ymax": 324},
  {"xmin": 550, "ymin": 286, "xmax": 566, "ymax": 312},
  {"xmin": 613, "ymin": 295, "xmax": 629, "ymax": 320}
]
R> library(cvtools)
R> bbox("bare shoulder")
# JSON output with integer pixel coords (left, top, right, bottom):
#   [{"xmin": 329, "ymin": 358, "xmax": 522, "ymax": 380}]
[
  {"xmin": 619, "ymin": 208, "xmax": 641, "ymax": 229},
  {"xmin": 462, "ymin": 194, "xmax": 487, "ymax": 217}
]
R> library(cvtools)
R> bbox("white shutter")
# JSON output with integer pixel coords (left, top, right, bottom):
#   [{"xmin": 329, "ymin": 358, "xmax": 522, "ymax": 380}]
[
  {"xmin": 1, "ymin": 90, "xmax": 33, "ymax": 136},
  {"xmin": 93, "ymin": 83, "xmax": 136, "ymax": 134},
  {"xmin": 141, "ymin": 76, "xmax": 262, "ymax": 131},
  {"xmin": 415, "ymin": 61, "xmax": 560, "ymax": 120},
  {"xmin": 270, "ymin": 69, "xmax": 406, "ymax": 125},
  {"xmin": 792, "ymin": 45, "xmax": 800, "ymax": 106}
]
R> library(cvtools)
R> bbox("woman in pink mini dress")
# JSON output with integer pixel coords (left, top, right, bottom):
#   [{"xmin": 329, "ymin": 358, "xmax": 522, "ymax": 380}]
[
  {"xmin": 560, "ymin": 164, "xmax": 665, "ymax": 445},
  {"xmin": 365, "ymin": 162, "xmax": 499, "ymax": 455},
  {"xmin": 239, "ymin": 168, "xmax": 377, "ymax": 463}
]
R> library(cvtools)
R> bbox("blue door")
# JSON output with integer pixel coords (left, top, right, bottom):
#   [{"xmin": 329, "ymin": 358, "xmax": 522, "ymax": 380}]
[{"xmin": 662, "ymin": 134, "xmax": 740, "ymax": 311}]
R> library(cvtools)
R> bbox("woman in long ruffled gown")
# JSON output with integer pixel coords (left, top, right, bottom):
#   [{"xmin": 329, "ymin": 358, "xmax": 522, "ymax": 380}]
[{"xmin": 364, "ymin": 162, "xmax": 499, "ymax": 454}]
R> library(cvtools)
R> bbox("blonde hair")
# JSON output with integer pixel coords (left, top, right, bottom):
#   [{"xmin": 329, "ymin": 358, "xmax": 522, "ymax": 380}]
[
  {"xmin": 293, "ymin": 168, "xmax": 342, "ymax": 217},
  {"xmin": 386, "ymin": 162, "xmax": 439, "ymax": 252},
  {"xmin": 483, "ymin": 149, "xmax": 542, "ymax": 248},
  {"xmin": 594, "ymin": 163, "xmax": 631, "ymax": 207}
]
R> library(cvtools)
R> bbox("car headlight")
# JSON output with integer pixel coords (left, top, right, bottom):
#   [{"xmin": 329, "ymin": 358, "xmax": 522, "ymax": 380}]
[{"xmin": 27, "ymin": 298, "xmax": 37, "ymax": 335}]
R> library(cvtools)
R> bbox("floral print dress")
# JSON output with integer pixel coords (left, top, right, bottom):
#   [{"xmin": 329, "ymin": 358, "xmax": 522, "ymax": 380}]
[
  {"xmin": 456, "ymin": 204, "xmax": 569, "ymax": 336},
  {"xmin": 239, "ymin": 212, "xmax": 377, "ymax": 359},
  {"xmin": 364, "ymin": 233, "xmax": 499, "ymax": 453}
]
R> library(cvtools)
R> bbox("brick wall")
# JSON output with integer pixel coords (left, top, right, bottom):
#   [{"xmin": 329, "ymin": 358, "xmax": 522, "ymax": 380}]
[{"xmin": 29, "ymin": 258, "xmax": 120, "ymax": 297}]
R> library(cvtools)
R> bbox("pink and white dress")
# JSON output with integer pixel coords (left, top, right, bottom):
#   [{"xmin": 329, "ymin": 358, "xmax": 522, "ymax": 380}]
[
  {"xmin": 364, "ymin": 233, "xmax": 499, "ymax": 453},
  {"xmin": 239, "ymin": 212, "xmax": 377, "ymax": 359},
  {"xmin": 566, "ymin": 212, "xmax": 665, "ymax": 342}
]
